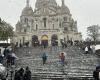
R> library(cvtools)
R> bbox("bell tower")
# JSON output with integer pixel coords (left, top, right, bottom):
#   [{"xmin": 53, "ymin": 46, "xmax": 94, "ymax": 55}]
[
  {"xmin": 62, "ymin": 0, "xmax": 65, "ymax": 6},
  {"xmin": 26, "ymin": 0, "xmax": 30, "ymax": 7}
]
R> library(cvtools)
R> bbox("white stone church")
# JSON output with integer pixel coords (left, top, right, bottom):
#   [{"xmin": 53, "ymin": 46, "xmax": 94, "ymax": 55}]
[{"xmin": 13, "ymin": 0, "xmax": 82, "ymax": 46}]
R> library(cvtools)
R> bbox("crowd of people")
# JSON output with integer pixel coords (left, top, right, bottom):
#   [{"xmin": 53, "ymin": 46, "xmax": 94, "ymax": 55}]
[
  {"xmin": 0, "ymin": 47, "xmax": 18, "ymax": 67},
  {"xmin": 14, "ymin": 66, "xmax": 31, "ymax": 80},
  {"xmin": 84, "ymin": 45, "xmax": 96, "ymax": 54}
]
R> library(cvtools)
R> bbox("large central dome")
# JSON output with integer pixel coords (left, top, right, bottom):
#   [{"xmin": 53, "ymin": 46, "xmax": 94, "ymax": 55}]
[{"xmin": 35, "ymin": 0, "xmax": 57, "ymax": 9}]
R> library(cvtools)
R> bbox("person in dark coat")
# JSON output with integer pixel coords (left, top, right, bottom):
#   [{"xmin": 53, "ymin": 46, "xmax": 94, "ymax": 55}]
[
  {"xmin": 23, "ymin": 66, "xmax": 31, "ymax": 80},
  {"xmin": 19, "ymin": 68, "xmax": 24, "ymax": 80},
  {"xmin": 3, "ymin": 48, "xmax": 8, "ymax": 58},
  {"xmin": 14, "ymin": 68, "xmax": 24, "ymax": 80},
  {"xmin": 14, "ymin": 70, "xmax": 21, "ymax": 80},
  {"xmin": 0, "ymin": 49, "xmax": 3, "ymax": 64},
  {"xmin": 93, "ymin": 65, "xmax": 100, "ymax": 80},
  {"xmin": 11, "ymin": 51, "xmax": 18, "ymax": 65},
  {"xmin": 93, "ymin": 70, "xmax": 99, "ymax": 80},
  {"xmin": 6, "ymin": 54, "xmax": 12, "ymax": 67},
  {"xmin": 42, "ymin": 52, "xmax": 47, "ymax": 65}
]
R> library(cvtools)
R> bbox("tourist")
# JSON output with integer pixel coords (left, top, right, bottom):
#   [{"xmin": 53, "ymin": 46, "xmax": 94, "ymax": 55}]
[
  {"xmin": 86, "ymin": 45, "xmax": 92, "ymax": 54},
  {"xmin": 11, "ymin": 51, "xmax": 18, "ymax": 65},
  {"xmin": 91, "ymin": 45, "xmax": 96, "ymax": 54},
  {"xmin": 19, "ymin": 68, "xmax": 24, "ymax": 80},
  {"xmin": 61, "ymin": 40, "xmax": 65, "ymax": 49},
  {"xmin": 3, "ymin": 48, "xmax": 7, "ymax": 58},
  {"xmin": 93, "ymin": 69, "xmax": 99, "ymax": 80},
  {"xmin": 70, "ymin": 40, "xmax": 73, "ymax": 46},
  {"xmin": 14, "ymin": 70, "xmax": 21, "ymax": 80},
  {"xmin": 85, "ymin": 46, "xmax": 88, "ymax": 54},
  {"xmin": 6, "ymin": 54, "xmax": 12, "ymax": 67},
  {"xmin": 23, "ymin": 66, "xmax": 31, "ymax": 80},
  {"xmin": 59, "ymin": 52, "xmax": 65, "ymax": 66},
  {"xmin": 93, "ymin": 65, "xmax": 100, "ymax": 80},
  {"xmin": 3, "ymin": 48, "xmax": 10, "ymax": 58},
  {"xmin": 43, "ymin": 43, "xmax": 47, "ymax": 49},
  {"xmin": 14, "ymin": 68, "xmax": 24, "ymax": 80},
  {"xmin": 42, "ymin": 52, "xmax": 47, "ymax": 65},
  {"xmin": 0, "ymin": 49, "xmax": 3, "ymax": 64}
]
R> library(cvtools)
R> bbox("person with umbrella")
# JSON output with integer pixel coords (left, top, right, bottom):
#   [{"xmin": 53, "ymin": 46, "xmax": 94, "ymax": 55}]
[{"xmin": 59, "ymin": 52, "xmax": 66, "ymax": 66}]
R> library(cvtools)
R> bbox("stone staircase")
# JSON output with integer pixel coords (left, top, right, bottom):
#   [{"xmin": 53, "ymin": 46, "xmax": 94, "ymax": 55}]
[{"xmin": 14, "ymin": 46, "xmax": 100, "ymax": 79}]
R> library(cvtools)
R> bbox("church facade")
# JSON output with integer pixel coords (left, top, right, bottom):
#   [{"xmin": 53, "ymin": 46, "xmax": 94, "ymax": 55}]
[{"xmin": 13, "ymin": 0, "xmax": 82, "ymax": 46}]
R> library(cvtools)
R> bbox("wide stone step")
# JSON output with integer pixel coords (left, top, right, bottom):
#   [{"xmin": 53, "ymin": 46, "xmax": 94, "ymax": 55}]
[
  {"xmin": 15, "ymin": 47, "xmax": 99, "ymax": 79},
  {"xmin": 31, "ymin": 72, "xmax": 93, "ymax": 79}
]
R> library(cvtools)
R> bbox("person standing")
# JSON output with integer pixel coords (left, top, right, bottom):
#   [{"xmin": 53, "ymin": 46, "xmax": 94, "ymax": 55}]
[
  {"xmin": 85, "ymin": 46, "xmax": 88, "ymax": 54},
  {"xmin": 11, "ymin": 51, "xmax": 18, "ymax": 65},
  {"xmin": 14, "ymin": 70, "xmax": 21, "ymax": 80},
  {"xmin": 14, "ymin": 68, "xmax": 24, "ymax": 80},
  {"xmin": 60, "ymin": 52, "xmax": 65, "ymax": 66},
  {"xmin": 6, "ymin": 54, "xmax": 12, "ymax": 67},
  {"xmin": 23, "ymin": 66, "xmax": 31, "ymax": 80},
  {"xmin": 0, "ymin": 49, "xmax": 3, "ymax": 64},
  {"xmin": 93, "ymin": 65, "xmax": 100, "ymax": 80},
  {"xmin": 3, "ymin": 48, "xmax": 10, "ymax": 58},
  {"xmin": 42, "ymin": 52, "xmax": 47, "ymax": 65},
  {"xmin": 93, "ymin": 70, "xmax": 99, "ymax": 80},
  {"xmin": 92, "ymin": 45, "xmax": 96, "ymax": 54}
]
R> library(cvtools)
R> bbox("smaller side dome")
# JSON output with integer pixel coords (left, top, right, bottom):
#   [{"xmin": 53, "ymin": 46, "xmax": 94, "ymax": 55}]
[
  {"xmin": 48, "ymin": 0, "xmax": 57, "ymax": 8},
  {"xmin": 60, "ymin": 0, "xmax": 70, "ymax": 15},
  {"xmin": 21, "ymin": 7, "xmax": 34, "ymax": 16},
  {"xmin": 16, "ymin": 21, "xmax": 22, "ymax": 32},
  {"xmin": 61, "ymin": 5, "xmax": 70, "ymax": 14}
]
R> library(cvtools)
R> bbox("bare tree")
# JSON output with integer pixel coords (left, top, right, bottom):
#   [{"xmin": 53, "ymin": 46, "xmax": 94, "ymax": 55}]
[{"xmin": 87, "ymin": 25, "xmax": 100, "ymax": 41}]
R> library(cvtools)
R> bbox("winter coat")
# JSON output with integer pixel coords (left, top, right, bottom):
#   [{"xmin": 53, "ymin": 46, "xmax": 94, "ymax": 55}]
[{"xmin": 23, "ymin": 70, "xmax": 31, "ymax": 80}]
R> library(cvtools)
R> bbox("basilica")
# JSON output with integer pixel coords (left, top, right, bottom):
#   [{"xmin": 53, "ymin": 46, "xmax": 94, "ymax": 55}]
[{"xmin": 13, "ymin": 0, "xmax": 82, "ymax": 46}]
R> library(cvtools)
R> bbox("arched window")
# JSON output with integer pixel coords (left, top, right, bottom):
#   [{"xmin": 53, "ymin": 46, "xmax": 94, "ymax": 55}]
[
  {"xmin": 51, "ymin": 34, "xmax": 58, "ymax": 46},
  {"xmin": 32, "ymin": 35, "xmax": 39, "ymax": 47},
  {"xmin": 25, "ymin": 18, "xmax": 28, "ymax": 23},
  {"xmin": 24, "ymin": 28, "xmax": 27, "ymax": 32},
  {"xmin": 59, "ymin": 22, "xmax": 61, "ymax": 28},
  {"xmin": 36, "ymin": 24, "xmax": 38, "ymax": 30},
  {"xmin": 64, "ymin": 27, "xmax": 68, "ymax": 31},
  {"xmin": 43, "ymin": 18, "xmax": 47, "ymax": 28},
  {"xmin": 53, "ymin": 24, "xmax": 54, "ymax": 29},
  {"xmin": 63, "ymin": 17, "xmax": 67, "ymax": 21},
  {"xmin": 31, "ymin": 19, "xmax": 34, "ymax": 24},
  {"xmin": 23, "ymin": 37, "xmax": 25, "ymax": 44}
]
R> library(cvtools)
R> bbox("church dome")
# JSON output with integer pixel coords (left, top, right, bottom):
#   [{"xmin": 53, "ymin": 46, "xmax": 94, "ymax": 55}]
[
  {"xmin": 48, "ymin": 0, "xmax": 57, "ymax": 8},
  {"xmin": 21, "ymin": 6, "xmax": 33, "ymax": 16},
  {"xmin": 60, "ymin": 0, "xmax": 70, "ymax": 15},
  {"xmin": 21, "ymin": 0, "xmax": 33, "ymax": 16},
  {"xmin": 35, "ymin": 0, "xmax": 43, "ymax": 9},
  {"xmin": 61, "ymin": 5, "xmax": 70, "ymax": 14},
  {"xmin": 35, "ymin": 0, "xmax": 57, "ymax": 9}
]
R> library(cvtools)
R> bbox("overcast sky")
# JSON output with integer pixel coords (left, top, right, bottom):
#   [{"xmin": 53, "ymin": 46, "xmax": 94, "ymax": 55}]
[{"xmin": 0, "ymin": 0, "xmax": 100, "ymax": 39}]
